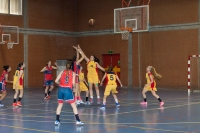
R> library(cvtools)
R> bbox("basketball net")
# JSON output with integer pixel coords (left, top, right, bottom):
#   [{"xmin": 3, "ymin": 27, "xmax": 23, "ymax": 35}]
[
  {"xmin": 5, "ymin": 41, "xmax": 14, "ymax": 49},
  {"xmin": 120, "ymin": 27, "xmax": 132, "ymax": 40}
]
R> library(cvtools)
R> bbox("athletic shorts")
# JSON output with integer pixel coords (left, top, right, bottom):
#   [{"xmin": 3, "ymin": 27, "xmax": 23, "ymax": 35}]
[
  {"xmin": 87, "ymin": 75, "xmax": 99, "ymax": 84},
  {"xmin": 0, "ymin": 82, "xmax": 6, "ymax": 91},
  {"xmin": 44, "ymin": 80, "xmax": 54, "ymax": 87},
  {"xmin": 80, "ymin": 82, "xmax": 88, "ymax": 91},
  {"xmin": 144, "ymin": 85, "xmax": 157, "ymax": 91},
  {"xmin": 57, "ymin": 87, "xmax": 75, "ymax": 104},
  {"xmin": 104, "ymin": 84, "xmax": 118, "ymax": 96}
]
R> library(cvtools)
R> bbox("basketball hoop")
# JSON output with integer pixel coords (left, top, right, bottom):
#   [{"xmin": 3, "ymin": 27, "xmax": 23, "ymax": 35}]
[
  {"xmin": 4, "ymin": 41, "xmax": 14, "ymax": 49},
  {"xmin": 120, "ymin": 27, "xmax": 132, "ymax": 40}
]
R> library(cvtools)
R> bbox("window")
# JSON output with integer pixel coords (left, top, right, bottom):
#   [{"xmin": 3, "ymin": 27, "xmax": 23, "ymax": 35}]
[
  {"xmin": 0, "ymin": 0, "xmax": 22, "ymax": 15},
  {"xmin": 0, "ymin": 0, "xmax": 9, "ymax": 14},
  {"xmin": 10, "ymin": 0, "xmax": 22, "ymax": 15}
]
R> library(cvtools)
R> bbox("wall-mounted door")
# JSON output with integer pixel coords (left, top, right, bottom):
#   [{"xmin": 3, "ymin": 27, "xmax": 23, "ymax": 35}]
[{"xmin": 102, "ymin": 54, "xmax": 120, "ymax": 86}]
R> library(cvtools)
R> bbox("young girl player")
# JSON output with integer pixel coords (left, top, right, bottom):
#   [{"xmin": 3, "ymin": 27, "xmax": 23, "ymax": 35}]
[
  {"xmin": 140, "ymin": 66, "xmax": 164, "ymax": 106},
  {"xmin": 79, "ymin": 66, "xmax": 90, "ymax": 105},
  {"xmin": 100, "ymin": 66, "xmax": 122, "ymax": 109},
  {"xmin": 72, "ymin": 46, "xmax": 85, "ymax": 105},
  {"xmin": 55, "ymin": 61, "xmax": 84, "ymax": 126},
  {"xmin": 0, "ymin": 65, "xmax": 13, "ymax": 106},
  {"xmin": 40, "ymin": 61, "xmax": 58, "ymax": 100},
  {"xmin": 13, "ymin": 62, "xmax": 25, "ymax": 107},
  {"xmin": 77, "ymin": 45, "xmax": 105, "ymax": 104}
]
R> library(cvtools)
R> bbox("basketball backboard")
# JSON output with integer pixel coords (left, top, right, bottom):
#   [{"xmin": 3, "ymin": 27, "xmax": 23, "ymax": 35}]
[
  {"xmin": 0, "ymin": 25, "xmax": 19, "ymax": 44},
  {"xmin": 114, "ymin": 5, "xmax": 149, "ymax": 33}
]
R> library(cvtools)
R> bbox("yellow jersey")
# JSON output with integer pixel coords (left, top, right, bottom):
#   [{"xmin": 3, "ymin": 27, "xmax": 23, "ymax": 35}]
[
  {"xmin": 13, "ymin": 69, "xmax": 24, "ymax": 89},
  {"xmin": 87, "ymin": 61, "xmax": 98, "ymax": 76},
  {"xmin": 106, "ymin": 72, "xmax": 117, "ymax": 85},
  {"xmin": 79, "ymin": 72, "xmax": 84, "ymax": 82},
  {"xmin": 146, "ymin": 73, "xmax": 156, "ymax": 89}
]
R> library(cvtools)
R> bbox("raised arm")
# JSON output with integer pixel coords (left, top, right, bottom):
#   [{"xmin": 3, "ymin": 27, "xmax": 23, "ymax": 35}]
[
  {"xmin": 116, "ymin": 74, "xmax": 123, "ymax": 87},
  {"xmin": 96, "ymin": 63, "xmax": 105, "ymax": 72},
  {"xmin": 55, "ymin": 71, "xmax": 63, "ymax": 84},
  {"xmin": 73, "ymin": 46, "xmax": 80, "ymax": 61},
  {"xmin": 5, "ymin": 74, "xmax": 13, "ymax": 83},
  {"xmin": 100, "ymin": 73, "xmax": 107, "ymax": 86},
  {"xmin": 77, "ymin": 45, "xmax": 90, "ymax": 63},
  {"xmin": 52, "ymin": 62, "xmax": 58, "ymax": 70},
  {"xmin": 40, "ymin": 67, "xmax": 47, "ymax": 72}
]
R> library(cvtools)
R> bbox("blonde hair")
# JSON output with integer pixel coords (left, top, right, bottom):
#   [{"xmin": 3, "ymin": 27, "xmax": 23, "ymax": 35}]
[{"xmin": 150, "ymin": 66, "xmax": 162, "ymax": 79}]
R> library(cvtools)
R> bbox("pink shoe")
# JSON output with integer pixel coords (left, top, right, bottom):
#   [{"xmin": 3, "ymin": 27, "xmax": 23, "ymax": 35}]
[
  {"xmin": 160, "ymin": 102, "xmax": 164, "ymax": 106},
  {"xmin": 140, "ymin": 101, "xmax": 147, "ymax": 105}
]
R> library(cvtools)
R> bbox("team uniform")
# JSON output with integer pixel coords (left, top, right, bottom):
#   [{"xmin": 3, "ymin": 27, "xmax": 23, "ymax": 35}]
[
  {"xmin": 57, "ymin": 70, "xmax": 75, "ymax": 104},
  {"xmin": 79, "ymin": 72, "xmax": 88, "ymax": 92},
  {"xmin": 87, "ymin": 61, "xmax": 99, "ymax": 84},
  {"xmin": 100, "ymin": 71, "xmax": 120, "ymax": 109},
  {"xmin": 144, "ymin": 73, "xmax": 157, "ymax": 91},
  {"xmin": 13, "ymin": 69, "xmax": 24, "ymax": 90},
  {"xmin": 73, "ymin": 61, "xmax": 81, "ymax": 83},
  {"xmin": 104, "ymin": 72, "xmax": 118, "ymax": 96},
  {"xmin": 55, "ymin": 69, "xmax": 84, "ymax": 126},
  {"xmin": 0, "ymin": 71, "xmax": 8, "ymax": 92},
  {"xmin": 140, "ymin": 71, "xmax": 164, "ymax": 106},
  {"xmin": 43, "ymin": 66, "xmax": 54, "ymax": 86}
]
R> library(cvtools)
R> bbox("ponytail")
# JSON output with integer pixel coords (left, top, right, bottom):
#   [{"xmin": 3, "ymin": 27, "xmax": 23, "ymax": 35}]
[
  {"xmin": 150, "ymin": 67, "xmax": 162, "ymax": 79},
  {"xmin": 66, "ymin": 61, "xmax": 72, "ymax": 76},
  {"xmin": 93, "ymin": 55, "xmax": 100, "ymax": 63}
]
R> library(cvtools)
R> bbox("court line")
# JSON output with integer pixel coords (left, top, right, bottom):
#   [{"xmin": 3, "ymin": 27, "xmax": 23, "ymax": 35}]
[
  {"xmin": 128, "ymin": 125, "xmax": 191, "ymax": 133},
  {"xmin": 0, "ymin": 124, "xmax": 57, "ymax": 133},
  {"xmin": 104, "ymin": 102, "xmax": 200, "ymax": 116},
  {"xmin": 85, "ymin": 122, "xmax": 195, "ymax": 133}
]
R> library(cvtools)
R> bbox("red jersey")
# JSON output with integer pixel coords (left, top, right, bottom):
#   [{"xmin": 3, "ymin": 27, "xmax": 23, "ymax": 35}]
[
  {"xmin": 0, "ymin": 70, "xmax": 8, "ymax": 84},
  {"xmin": 59, "ymin": 70, "xmax": 73, "ymax": 88},
  {"xmin": 44, "ymin": 66, "xmax": 53, "ymax": 80},
  {"xmin": 73, "ymin": 61, "xmax": 80, "ymax": 75}
]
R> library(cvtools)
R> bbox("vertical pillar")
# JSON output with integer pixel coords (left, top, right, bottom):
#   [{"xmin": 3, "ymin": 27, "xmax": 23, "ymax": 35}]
[
  {"xmin": 23, "ymin": 0, "xmax": 28, "ymax": 88},
  {"xmin": 198, "ymin": 0, "xmax": 200, "ymax": 90},
  {"xmin": 138, "ymin": 33, "xmax": 141, "ymax": 88},
  {"xmin": 128, "ymin": 33, "xmax": 133, "ymax": 87}
]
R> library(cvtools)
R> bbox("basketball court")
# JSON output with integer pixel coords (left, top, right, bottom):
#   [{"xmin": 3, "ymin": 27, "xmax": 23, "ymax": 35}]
[{"xmin": 0, "ymin": 0, "xmax": 200, "ymax": 133}]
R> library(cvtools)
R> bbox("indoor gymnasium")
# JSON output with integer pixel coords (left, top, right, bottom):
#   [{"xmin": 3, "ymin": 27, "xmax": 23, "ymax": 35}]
[{"xmin": 0, "ymin": 0, "xmax": 200, "ymax": 133}]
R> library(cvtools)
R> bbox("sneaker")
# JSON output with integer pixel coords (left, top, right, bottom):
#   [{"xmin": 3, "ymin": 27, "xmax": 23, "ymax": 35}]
[
  {"xmin": 140, "ymin": 101, "xmax": 147, "ymax": 105},
  {"xmin": 79, "ymin": 100, "xmax": 85, "ymax": 104},
  {"xmin": 76, "ymin": 101, "xmax": 80, "ymax": 106},
  {"xmin": 0, "ymin": 103, "xmax": 4, "ymax": 107},
  {"xmin": 100, "ymin": 105, "xmax": 106, "ymax": 110},
  {"xmin": 97, "ymin": 98, "xmax": 101, "ymax": 104},
  {"xmin": 47, "ymin": 95, "xmax": 50, "ymax": 99},
  {"xmin": 12, "ymin": 103, "xmax": 17, "ymax": 107},
  {"xmin": 116, "ymin": 103, "xmax": 120, "ymax": 107},
  {"xmin": 17, "ymin": 102, "xmax": 22, "ymax": 107},
  {"xmin": 76, "ymin": 121, "xmax": 84, "ymax": 125},
  {"xmin": 55, "ymin": 120, "xmax": 60, "ymax": 125},
  {"xmin": 44, "ymin": 96, "xmax": 49, "ymax": 100},
  {"xmin": 85, "ymin": 101, "xmax": 90, "ymax": 105},
  {"xmin": 90, "ymin": 98, "xmax": 93, "ymax": 104},
  {"xmin": 160, "ymin": 102, "xmax": 164, "ymax": 106}
]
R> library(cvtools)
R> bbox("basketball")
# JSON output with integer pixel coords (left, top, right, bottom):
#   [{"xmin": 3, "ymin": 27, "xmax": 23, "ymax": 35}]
[{"xmin": 88, "ymin": 19, "xmax": 95, "ymax": 26}]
